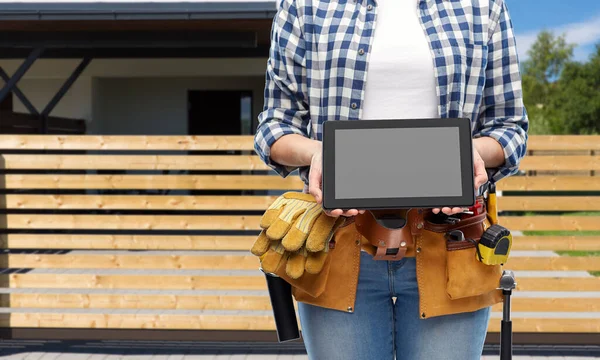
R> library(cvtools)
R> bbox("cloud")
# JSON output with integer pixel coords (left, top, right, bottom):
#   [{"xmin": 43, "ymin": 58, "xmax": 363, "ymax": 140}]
[{"xmin": 516, "ymin": 15, "xmax": 600, "ymax": 61}]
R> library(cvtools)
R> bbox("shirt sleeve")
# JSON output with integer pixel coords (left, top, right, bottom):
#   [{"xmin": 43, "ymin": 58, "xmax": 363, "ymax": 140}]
[
  {"xmin": 474, "ymin": 0, "xmax": 529, "ymax": 185},
  {"xmin": 254, "ymin": 0, "xmax": 311, "ymax": 178}
]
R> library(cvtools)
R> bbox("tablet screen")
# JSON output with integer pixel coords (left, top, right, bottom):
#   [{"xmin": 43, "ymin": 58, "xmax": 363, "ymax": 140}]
[
  {"xmin": 335, "ymin": 127, "xmax": 462, "ymax": 199},
  {"xmin": 322, "ymin": 118, "xmax": 475, "ymax": 210}
]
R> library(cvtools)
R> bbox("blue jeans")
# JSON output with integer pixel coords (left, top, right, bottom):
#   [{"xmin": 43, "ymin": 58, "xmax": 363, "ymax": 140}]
[{"xmin": 298, "ymin": 251, "xmax": 491, "ymax": 360}]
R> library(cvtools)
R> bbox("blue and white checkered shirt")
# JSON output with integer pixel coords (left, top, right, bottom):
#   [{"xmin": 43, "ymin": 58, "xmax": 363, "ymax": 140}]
[{"xmin": 254, "ymin": 0, "xmax": 529, "ymax": 193}]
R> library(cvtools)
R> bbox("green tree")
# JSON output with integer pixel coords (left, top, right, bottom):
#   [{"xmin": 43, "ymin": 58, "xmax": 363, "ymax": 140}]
[
  {"xmin": 547, "ymin": 45, "xmax": 600, "ymax": 134},
  {"xmin": 520, "ymin": 31, "xmax": 575, "ymax": 134}
]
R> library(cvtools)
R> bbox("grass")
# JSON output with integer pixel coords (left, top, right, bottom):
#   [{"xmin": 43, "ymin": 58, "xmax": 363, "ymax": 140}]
[
  {"xmin": 555, "ymin": 251, "xmax": 600, "ymax": 257},
  {"xmin": 523, "ymin": 230, "xmax": 600, "ymax": 236}
]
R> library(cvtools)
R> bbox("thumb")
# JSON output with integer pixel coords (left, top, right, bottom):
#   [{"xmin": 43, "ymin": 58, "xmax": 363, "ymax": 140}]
[
  {"xmin": 473, "ymin": 159, "xmax": 488, "ymax": 189},
  {"xmin": 308, "ymin": 170, "xmax": 322, "ymax": 203}
]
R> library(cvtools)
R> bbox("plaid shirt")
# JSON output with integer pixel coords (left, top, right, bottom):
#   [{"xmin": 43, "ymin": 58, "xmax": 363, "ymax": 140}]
[{"xmin": 254, "ymin": 0, "xmax": 529, "ymax": 193}]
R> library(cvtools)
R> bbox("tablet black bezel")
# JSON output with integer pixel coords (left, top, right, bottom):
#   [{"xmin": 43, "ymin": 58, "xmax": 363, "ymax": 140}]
[{"xmin": 322, "ymin": 118, "xmax": 475, "ymax": 210}]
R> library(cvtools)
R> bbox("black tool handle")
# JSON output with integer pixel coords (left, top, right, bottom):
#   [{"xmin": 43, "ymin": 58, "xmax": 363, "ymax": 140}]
[
  {"xmin": 500, "ymin": 289, "xmax": 512, "ymax": 360},
  {"xmin": 263, "ymin": 271, "xmax": 300, "ymax": 342}
]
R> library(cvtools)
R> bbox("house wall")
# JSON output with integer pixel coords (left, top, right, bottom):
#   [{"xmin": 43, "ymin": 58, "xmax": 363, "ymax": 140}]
[
  {"xmin": 90, "ymin": 76, "xmax": 265, "ymax": 135},
  {"xmin": 0, "ymin": 58, "xmax": 268, "ymax": 134}
]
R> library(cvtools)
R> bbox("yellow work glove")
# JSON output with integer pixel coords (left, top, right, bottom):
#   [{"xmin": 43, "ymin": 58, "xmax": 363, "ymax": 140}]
[{"xmin": 250, "ymin": 192, "xmax": 346, "ymax": 279}]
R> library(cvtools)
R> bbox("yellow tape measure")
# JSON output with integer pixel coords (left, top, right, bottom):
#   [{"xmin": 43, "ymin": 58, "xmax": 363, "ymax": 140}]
[{"xmin": 477, "ymin": 224, "xmax": 512, "ymax": 266}]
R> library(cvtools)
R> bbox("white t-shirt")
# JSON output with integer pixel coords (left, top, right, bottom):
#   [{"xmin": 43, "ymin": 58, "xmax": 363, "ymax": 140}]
[{"xmin": 361, "ymin": 0, "xmax": 439, "ymax": 120}]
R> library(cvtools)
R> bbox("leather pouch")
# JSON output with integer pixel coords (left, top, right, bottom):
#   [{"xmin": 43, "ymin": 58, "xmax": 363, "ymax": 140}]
[
  {"xmin": 290, "ymin": 220, "xmax": 362, "ymax": 312},
  {"xmin": 425, "ymin": 212, "xmax": 502, "ymax": 300}
]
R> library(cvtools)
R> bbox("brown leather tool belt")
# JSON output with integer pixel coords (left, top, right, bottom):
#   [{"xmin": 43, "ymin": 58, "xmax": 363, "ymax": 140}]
[
  {"xmin": 354, "ymin": 208, "xmax": 426, "ymax": 261},
  {"xmin": 353, "ymin": 197, "xmax": 487, "ymax": 261}
]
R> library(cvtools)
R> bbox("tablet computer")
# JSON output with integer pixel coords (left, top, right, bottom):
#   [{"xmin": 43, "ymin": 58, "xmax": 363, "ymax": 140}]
[{"xmin": 322, "ymin": 118, "xmax": 475, "ymax": 211}]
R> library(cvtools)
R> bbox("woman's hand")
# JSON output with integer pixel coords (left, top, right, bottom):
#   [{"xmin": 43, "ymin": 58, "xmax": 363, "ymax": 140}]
[
  {"xmin": 431, "ymin": 144, "xmax": 488, "ymax": 215},
  {"xmin": 308, "ymin": 149, "xmax": 365, "ymax": 218}
]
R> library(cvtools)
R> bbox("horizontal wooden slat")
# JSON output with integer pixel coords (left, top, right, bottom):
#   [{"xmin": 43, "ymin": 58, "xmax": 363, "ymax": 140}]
[
  {"xmin": 1, "ymin": 313, "xmax": 277, "ymax": 331},
  {"xmin": 3, "ymin": 293, "xmax": 597, "ymax": 313},
  {"xmin": 3, "ymin": 214, "xmax": 597, "ymax": 231},
  {"xmin": 5, "ymin": 274, "xmax": 599, "ymax": 292},
  {"xmin": 492, "ymin": 298, "xmax": 600, "ymax": 313},
  {"xmin": 507, "ymin": 257, "xmax": 600, "ymax": 271},
  {"xmin": 5, "ymin": 195, "xmax": 278, "ymax": 210},
  {"xmin": 2, "ymin": 155, "xmax": 270, "ymax": 170},
  {"xmin": 501, "ymin": 216, "xmax": 600, "ymax": 231},
  {"xmin": 5, "ymin": 274, "xmax": 267, "ymax": 290},
  {"xmin": 2, "ymin": 234, "xmax": 599, "ymax": 251},
  {"xmin": 1, "ymin": 314, "xmax": 598, "ymax": 332},
  {"xmin": 498, "ymin": 176, "xmax": 600, "ymax": 191},
  {"xmin": 527, "ymin": 136, "xmax": 600, "ymax": 151},
  {"xmin": 8, "ymin": 194, "xmax": 600, "ymax": 212},
  {"xmin": 2, "ymin": 214, "xmax": 261, "ymax": 230},
  {"xmin": 4, "ymin": 174, "xmax": 303, "ymax": 190},
  {"xmin": 0, "ymin": 135, "xmax": 255, "ymax": 151},
  {"xmin": 6, "ymin": 254, "xmax": 260, "ymax": 270},
  {"xmin": 499, "ymin": 196, "xmax": 600, "ymax": 211},
  {"xmin": 511, "ymin": 236, "xmax": 600, "ymax": 251},
  {"xmin": 0, "ymin": 234, "xmax": 257, "ymax": 250},
  {"xmin": 9, "ymin": 174, "xmax": 589, "ymax": 192},
  {"xmin": 516, "ymin": 277, "xmax": 600, "ymax": 291},
  {"xmin": 519, "ymin": 156, "xmax": 600, "ymax": 171},
  {"xmin": 6, "ymin": 154, "xmax": 597, "ymax": 172},
  {"xmin": 3, "ymin": 135, "xmax": 600, "ymax": 151},
  {"xmin": 486, "ymin": 318, "xmax": 600, "ymax": 333},
  {"xmin": 1, "ymin": 294, "xmax": 274, "ymax": 311},
  {"xmin": 6, "ymin": 254, "xmax": 600, "ymax": 271}
]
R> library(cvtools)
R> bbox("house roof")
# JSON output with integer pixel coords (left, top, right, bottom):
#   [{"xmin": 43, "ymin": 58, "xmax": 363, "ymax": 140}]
[{"xmin": 0, "ymin": 1, "xmax": 277, "ymax": 21}]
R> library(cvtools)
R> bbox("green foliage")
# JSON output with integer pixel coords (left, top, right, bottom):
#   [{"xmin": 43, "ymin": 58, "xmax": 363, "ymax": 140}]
[
  {"xmin": 555, "ymin": 251, "xmax": 600, "ymax": 257},
  {"xmin": 547, "ymin": 45, "xmax": 600, "ymax": 134},
  {"xmin": 520, "ymin": 31, "xmax": 600, "ymax": 134}
]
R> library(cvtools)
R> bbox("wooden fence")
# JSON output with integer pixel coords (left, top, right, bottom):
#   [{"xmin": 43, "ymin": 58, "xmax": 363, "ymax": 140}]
[{"xmin": 0, "ymin": 135, "xmax": 599, "ymax": 344}]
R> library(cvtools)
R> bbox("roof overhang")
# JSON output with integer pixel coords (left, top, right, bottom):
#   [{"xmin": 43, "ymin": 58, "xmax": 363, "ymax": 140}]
[
  {"xmin": 0, "ymin": 1, "xmax": 277, "ymax": 21},
  {"xmin": 0, "ymin": 1, "xmax": 277, "ymax": 58}
]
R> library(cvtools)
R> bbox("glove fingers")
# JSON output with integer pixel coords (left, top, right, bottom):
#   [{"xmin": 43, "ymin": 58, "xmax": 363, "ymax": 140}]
[
  {"xmin": 282, "ymin": 202, "xmax": 321, "ymax": 251},
  {"xmin": 281, "ymin": 227, "xmax": 308, "ymax": 252},
  {"xmin": 260, "ymin": 242, "xmax": 286, "ymax": 274},
  {"xmin": 266, "ymin": 206, "xmax": 306, "ymax": 240},
  {"xmin": 286, "ymin": 251, "xmax": 306, "ymax": 279},
  {"xmin": 305, "ymin": 251, "xmax": 328, "ymax": 275},
  {"xmin": 305, "ymin": 215, "xmax": 346, "ymax": 252},
  {"xmin": 250, "ymin": 230, "xmax": 270, "ymax": 256},
  {"xmin": 260, "ymin": 208, "xmax": 283, "ymax": 229}
]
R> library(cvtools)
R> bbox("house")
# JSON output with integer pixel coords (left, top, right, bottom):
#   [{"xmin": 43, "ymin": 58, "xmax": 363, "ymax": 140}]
[{"xmin": 0, "ymin": 0, "xmax": 277, "ymax": 136}]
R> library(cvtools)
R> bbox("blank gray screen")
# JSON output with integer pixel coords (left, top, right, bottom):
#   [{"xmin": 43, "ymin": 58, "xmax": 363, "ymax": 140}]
[{"xmin": 334, "ymin": 127, "xmax": 463, "ymax": 199}]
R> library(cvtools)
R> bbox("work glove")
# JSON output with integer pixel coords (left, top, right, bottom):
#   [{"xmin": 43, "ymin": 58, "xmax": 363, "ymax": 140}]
[{"xmin": 250, "ymin": 192, "xmax": 346, "ymax": 279}]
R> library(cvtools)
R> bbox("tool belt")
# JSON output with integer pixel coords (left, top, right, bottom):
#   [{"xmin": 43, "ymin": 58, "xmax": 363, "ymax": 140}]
[
  {"xmin": 354, "ymin": 208, "xmax": 424, "ymax": 260},
  {"xmin": 354, "ymin": 196, "xmax": 492, "ymax": 262}
]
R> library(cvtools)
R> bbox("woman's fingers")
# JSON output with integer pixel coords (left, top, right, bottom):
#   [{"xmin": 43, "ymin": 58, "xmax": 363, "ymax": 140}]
[
  {"xmin": 432, "ymin": 207, "xmax": 464, "ymax": 215},
  {"xmin": 324, "ymin": 208, "xmax": 361, "ymax": 217}
]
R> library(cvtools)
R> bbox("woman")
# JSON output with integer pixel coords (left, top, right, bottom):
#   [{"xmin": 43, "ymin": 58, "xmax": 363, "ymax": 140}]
[{"xmin": 254, "ymin": 0, "xmax": 529, "ymax": 359}]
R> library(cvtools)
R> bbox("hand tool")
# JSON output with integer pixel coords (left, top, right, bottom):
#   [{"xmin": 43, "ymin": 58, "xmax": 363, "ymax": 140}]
[
  {"xmin": 499, "ymin": 270, "xmax": 517, "ymax": 360},
  {"xmin": 261, "ymin": 267, "xmax": 300, "ymax": 342}
]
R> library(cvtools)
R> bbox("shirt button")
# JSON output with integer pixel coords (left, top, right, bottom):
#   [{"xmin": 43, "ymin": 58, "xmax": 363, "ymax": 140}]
[
  {"xmin": 351, "ymin": 103, "xmax": 358, "ymax": 109},
  {"xmin": 367, "ymin": 4, "xmax": 373, "ymax": 11},
  {"xmin": 358, "ymin": 48, "xmax": 365, "ymax": 55}
]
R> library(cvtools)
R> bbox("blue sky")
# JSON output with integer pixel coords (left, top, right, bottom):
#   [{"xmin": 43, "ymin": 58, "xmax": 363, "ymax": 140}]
[{"xmin": 506, "ymin": 0, "xmax": 600, "ymax": 62}]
